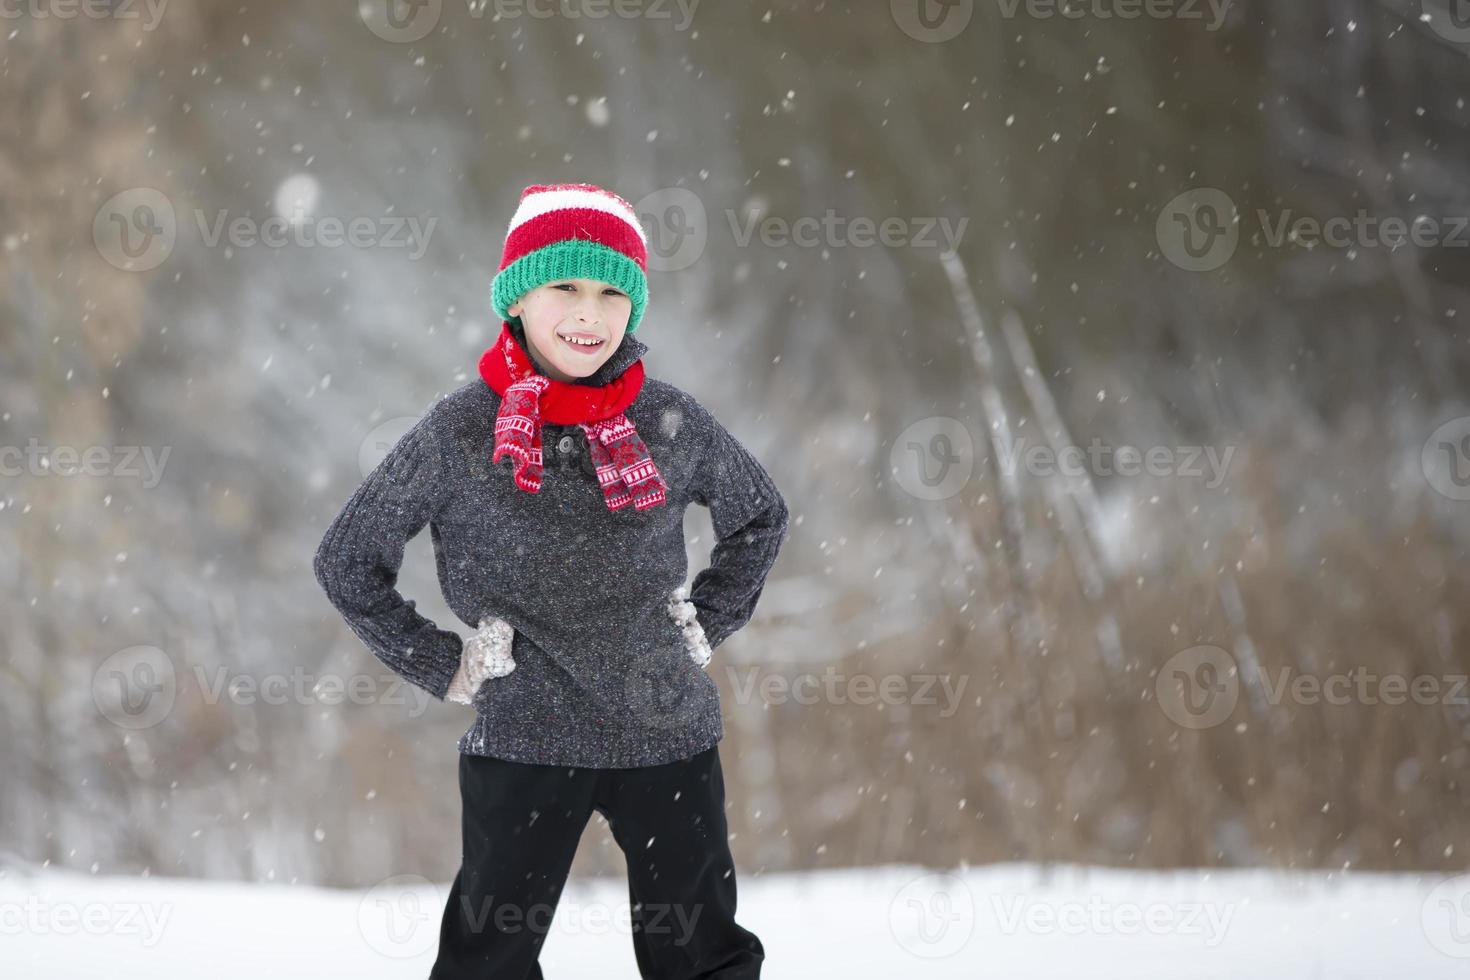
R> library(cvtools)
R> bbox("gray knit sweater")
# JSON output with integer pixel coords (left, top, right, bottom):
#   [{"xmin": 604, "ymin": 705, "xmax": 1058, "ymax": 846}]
[{"xmin": 312, "ymin": 326, "xmax": 790, "ymax": 768}]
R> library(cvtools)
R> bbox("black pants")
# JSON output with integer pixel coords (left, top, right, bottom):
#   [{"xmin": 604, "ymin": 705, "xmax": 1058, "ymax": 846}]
[{"xmin": 428, "ymin": 744, "xmax": 764, "ymax": 979}]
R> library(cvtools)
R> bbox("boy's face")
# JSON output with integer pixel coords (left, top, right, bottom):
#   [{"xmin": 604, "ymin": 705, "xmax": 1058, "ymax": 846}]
[{"xmin": 508, "ymin": 278, "xmax": 633, "ymax": 383}]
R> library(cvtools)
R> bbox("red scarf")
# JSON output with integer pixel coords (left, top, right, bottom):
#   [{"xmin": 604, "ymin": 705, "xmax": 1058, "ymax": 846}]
[{"xmin": 478, "ymin": 322, "xmax": 667, "ymax": 511}]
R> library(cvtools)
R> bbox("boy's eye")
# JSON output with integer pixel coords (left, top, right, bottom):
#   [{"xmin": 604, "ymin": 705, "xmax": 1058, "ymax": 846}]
[{"xmin": 552, "ymin": 283, "xmax": 623, "ymax": 298}]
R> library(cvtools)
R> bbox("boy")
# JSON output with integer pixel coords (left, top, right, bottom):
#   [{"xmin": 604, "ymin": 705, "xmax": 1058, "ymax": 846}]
[{"xmin": 312, "ymin": 182, "xmax": 789, "ymax": 978}]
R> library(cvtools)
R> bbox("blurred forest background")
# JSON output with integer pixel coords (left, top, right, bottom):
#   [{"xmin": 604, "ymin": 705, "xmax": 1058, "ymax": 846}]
[{"xmin": 2, "ymin": 0, "xmax": 1469, "ymax": 890}]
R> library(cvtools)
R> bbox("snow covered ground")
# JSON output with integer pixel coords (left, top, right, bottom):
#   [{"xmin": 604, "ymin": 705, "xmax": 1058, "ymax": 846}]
[{"xmin": 3, "ymin": 861, "xmax": 1467, "ymax": 978}]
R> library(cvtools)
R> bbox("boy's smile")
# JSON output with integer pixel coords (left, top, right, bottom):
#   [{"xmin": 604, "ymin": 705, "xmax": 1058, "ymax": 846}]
[{"xmin": 508, "ymin": 277, "xmax": 633, "ymax": 383}]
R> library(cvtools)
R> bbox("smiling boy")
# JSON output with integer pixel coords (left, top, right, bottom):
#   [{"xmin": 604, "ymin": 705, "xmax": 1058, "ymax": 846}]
[{"xmin": 313, "ymin": 182, "xmax": 788, "ymax": 978}]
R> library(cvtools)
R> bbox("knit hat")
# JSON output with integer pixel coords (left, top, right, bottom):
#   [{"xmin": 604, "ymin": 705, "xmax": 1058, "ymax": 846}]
[{"xmin": 490, "ymin": 182, "xmax": 650, "ymax": 334}]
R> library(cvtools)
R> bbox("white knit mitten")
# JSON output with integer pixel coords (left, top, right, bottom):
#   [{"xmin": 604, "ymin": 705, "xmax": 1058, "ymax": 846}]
[
  {"xmin": 667, "ymin": 584, "xmax": 712, "ymax": 668},
  {"xmin": 445, "ymin": 616, "xmax": 516, "ymax": 705}
]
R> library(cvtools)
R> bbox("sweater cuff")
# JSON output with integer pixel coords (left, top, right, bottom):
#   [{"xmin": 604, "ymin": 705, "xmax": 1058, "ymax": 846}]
[{"xmin": 411, "ymin": 629, "xmax": 463, "ymax": 703}]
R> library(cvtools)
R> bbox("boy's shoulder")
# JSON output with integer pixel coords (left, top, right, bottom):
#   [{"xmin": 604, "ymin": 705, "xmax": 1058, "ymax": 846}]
[
  {"xmin": 426, "ymin": 378, "xmax": 496, "ymax": 434},
  {"xmin": 635, "ymin": 376, "xmax": 726, "ymax": 448},
  {"xmin": 637, "ymin": 375, "xmax": 703, "ymax": 415}
]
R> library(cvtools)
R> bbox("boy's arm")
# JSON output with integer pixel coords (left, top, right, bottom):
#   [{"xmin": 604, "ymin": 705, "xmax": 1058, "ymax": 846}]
[
  {"xmin": 687, "ymin": 409, "xmax": 791, "ymax": 653},
  {"xmin": 313, "ymin": 408, "xmax": 462, "ymax": 702}
]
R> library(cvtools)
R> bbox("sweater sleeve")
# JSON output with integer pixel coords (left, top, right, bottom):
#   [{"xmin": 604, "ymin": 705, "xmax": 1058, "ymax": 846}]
[
  {"xmin": 686, "ymin": 408, "xmax": 791, "ymax": 653},
  {"xmin": 313, "ymin": 408, "xmax": 462, "ymax": 702}
]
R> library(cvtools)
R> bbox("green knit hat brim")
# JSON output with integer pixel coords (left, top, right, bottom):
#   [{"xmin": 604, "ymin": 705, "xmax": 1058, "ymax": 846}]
[{"xmin": 491, "ymin": 239, "xmax": 649, "ymax": 334}]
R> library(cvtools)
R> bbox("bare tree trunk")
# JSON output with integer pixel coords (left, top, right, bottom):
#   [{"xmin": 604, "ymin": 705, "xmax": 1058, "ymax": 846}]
[{"xmin": 939, "ymin": 254, "xmax": 1041, "ymax": 674}]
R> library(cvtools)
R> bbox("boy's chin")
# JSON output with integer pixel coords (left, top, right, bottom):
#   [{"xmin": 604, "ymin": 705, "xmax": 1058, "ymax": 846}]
[
  {"xmin": 553, "ymin": 352, "xmax": 610, "ymax": 378},
  {"xmin": 564, "ymin": 339, "xmax": 619, "ymax": 371}
]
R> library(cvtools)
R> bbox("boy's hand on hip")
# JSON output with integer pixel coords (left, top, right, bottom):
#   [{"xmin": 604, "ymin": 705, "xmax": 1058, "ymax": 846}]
[
  {"xmin": 446, "ymin": 617, "xmax": 516, "ymax": 705},
  {"xmin": 668, "ymin": 584, "xmax": 713, "ymax": 668}
]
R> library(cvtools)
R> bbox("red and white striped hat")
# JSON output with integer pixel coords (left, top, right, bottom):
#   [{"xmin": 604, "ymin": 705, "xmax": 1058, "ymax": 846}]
[{"xmin": 490, "ymin": 182, "xmax": 651, "ymax": 333}]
